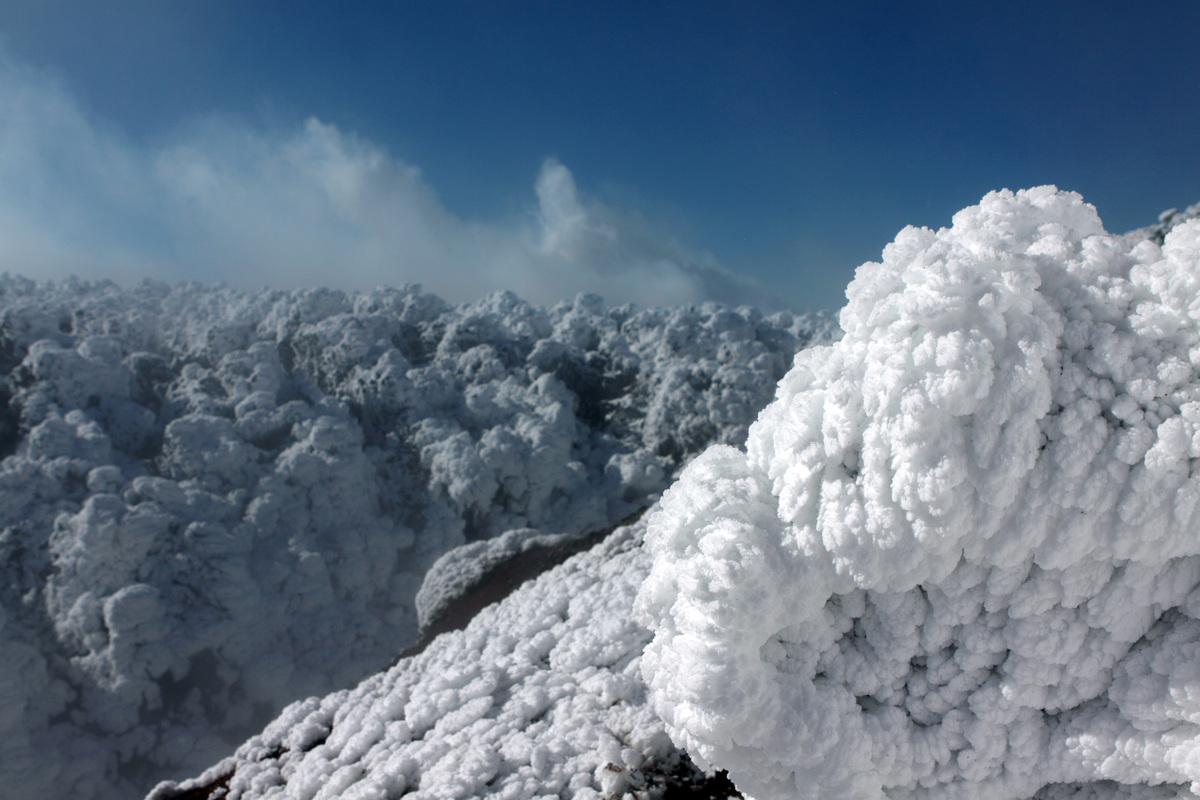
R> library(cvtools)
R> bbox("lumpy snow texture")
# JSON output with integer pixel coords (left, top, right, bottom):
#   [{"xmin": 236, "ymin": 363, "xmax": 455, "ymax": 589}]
[
  {"xmin": 148, "ymin": 517, "xmax": 676, "ymax": 800},
  {"xmin": 0, "ymin": 279, "xmax": 834, "ymax": 800},
  {"xmin": 637, "ymin": 188, "xmax": 1200, "ymax": 799}
]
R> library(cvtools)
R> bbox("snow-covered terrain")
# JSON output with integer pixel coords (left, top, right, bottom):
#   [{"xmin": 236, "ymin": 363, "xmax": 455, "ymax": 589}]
[
  {"xmin": 10, "ymin": 186, "xmax": 1200, "ymax": 800},
  {"xmin": 0, "ymin": 280, "xmax": 834, "ymax": 800},
  {"xmin": 146, "ymin": 188, "xmax": 1200, "ymax": 800},
  {"xmin": 640, "ymin": 187, "xmax": 1200, "ymax": 798},
  {"xmin": 148, "ymin": 514, "xmax": 689, "ymax": 800}
]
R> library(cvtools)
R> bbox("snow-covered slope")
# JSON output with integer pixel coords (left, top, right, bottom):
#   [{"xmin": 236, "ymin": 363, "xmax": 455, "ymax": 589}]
[
  {"xmin": 147, "ymin": 514, "xmax": 690, "ymax": 800},
  {"xmin": 640, "ymin": 188, "xmax": 1200, "ymax": 798},
  {"xmin": 0, "ymin": 280, "xmax": 834, "ymax": 800},
  {"xmin": 151, "ymin": 506, "xmax": 1193, "ymax": 800}
]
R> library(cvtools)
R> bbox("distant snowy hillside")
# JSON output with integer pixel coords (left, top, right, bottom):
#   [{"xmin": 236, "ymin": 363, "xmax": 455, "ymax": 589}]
[{"xmin": 0, "ymin": 279, "xmax": 834, "ymax": 800}]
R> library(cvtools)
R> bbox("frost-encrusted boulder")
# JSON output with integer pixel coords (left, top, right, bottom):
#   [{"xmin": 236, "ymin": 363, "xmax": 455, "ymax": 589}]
[
  {"xmin": 0, "ymin": 276, "xmax": 833, "ymax": 800},
  {"xmin": 1142, "ymin": 200, "xmax": 1200, "ymax": 246},
  {"xmin": 415, "ymin": 527, "xmax": 571, "ymax": 635},
  {"xmin": 638, "ymin": 188, "xmax": 1200, "ymax": 799}
]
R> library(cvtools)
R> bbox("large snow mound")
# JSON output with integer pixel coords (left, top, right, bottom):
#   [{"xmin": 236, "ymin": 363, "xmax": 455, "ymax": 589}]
[
  {"xmin": 148, "ymin": 515, "xmax": 684, "ymax": 800},
  {"xmin": 637, "ymin": 187, "xmax": 1200, "ymax": 799},
  {"xmin": 0, "ymin": 279, "xmax": 834, "ymax": 800}
]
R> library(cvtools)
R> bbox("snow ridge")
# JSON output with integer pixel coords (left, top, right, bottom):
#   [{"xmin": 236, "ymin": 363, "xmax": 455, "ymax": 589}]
[
  {"xmin": 0, "ymin": 278, "xmax": 834, "ymax": 800},
  {"xmin": 149, "ymin": 516, "xmax": 674, "ymax": 800}
]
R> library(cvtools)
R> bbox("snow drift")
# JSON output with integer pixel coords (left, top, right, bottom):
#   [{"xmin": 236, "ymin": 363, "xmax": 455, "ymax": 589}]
[
  {"xmin": 0, "ymin": 279, "xmax": 834, "ymax": 800},
  {"xmin": 638, "ymin": 187, "xmax": 1200, "ymax": 798}
]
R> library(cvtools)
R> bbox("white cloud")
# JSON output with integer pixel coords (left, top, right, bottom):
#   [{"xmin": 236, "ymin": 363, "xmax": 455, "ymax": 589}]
[{"xmin": 0, "ymin": 51, "xmax": 771, "ymax": 309}]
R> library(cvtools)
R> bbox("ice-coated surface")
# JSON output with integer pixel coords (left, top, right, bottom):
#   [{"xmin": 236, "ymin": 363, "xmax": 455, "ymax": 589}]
[
  {"xmin": 637, "ymin": 188, "xmax": 1200, "ymax": 799},
  {"xmin": 0, "ymin": 279, "xmax": 835, "ymax": 800},
  {"xmin": 147, "ymin": 516, "xmax": 678, "ymax": 800}
]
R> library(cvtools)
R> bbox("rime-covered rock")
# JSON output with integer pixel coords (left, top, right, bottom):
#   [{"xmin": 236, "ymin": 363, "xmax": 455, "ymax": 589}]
[{"xmin": 638, "ymin": 187, "xmax": 1200, "ymax": 799}]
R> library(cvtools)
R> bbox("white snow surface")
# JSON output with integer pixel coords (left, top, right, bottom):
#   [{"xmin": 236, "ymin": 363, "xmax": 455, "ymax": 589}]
[
  {"xmin": 148, "ymin": 515, "xmax": 678, "ymax": 800},
  {"xmin": 0, "ymin": 278, "xmax": 834, "ymax": 800},
  {"xmin": 637, "ymin": 187, "xmax": 1200, "ymax": 799}
]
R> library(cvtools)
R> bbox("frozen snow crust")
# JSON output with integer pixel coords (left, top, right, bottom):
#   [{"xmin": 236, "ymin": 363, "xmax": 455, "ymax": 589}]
[
  {"xmin": 0, "ymin": 277, "xmax": 834, "ymax": 800},
  {"xmin": 638, "ymin": 188, "xmax": 1200, "ymax": 799},
  {"xmin": 148, "ymin": 516, "xmax": 680, "ymax": 800}
]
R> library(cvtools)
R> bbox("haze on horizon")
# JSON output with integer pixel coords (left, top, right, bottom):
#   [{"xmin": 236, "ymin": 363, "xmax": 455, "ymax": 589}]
[{"xmin": 0, "ymin": 1, "xmax": 1197, "ymax": 312}]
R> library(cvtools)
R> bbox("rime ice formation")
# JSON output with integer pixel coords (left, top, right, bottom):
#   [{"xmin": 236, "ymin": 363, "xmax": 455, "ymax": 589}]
[
  {"xmin": 637, "ymin": 188, "xmax": 1200, "ymax": 799},
  {"xmin": 0, "ymin": 278, "xmax": 834, "ymax": 800},
  {"xmin": 148, "ymin": 516, "xmax": 682, "ymax": 800}
]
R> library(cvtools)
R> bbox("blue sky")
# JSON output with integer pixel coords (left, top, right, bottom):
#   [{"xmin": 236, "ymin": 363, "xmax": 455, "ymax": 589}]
[{"xmin": 0, "ymin": 1, "xmax": 1197, "ymax": 312}]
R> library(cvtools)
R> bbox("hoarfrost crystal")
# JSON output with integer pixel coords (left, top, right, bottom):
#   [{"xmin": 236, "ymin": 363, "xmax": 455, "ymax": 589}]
[{"xmin": 638, "ymin": 187, "xmax": 1200, "ymax": 799}]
